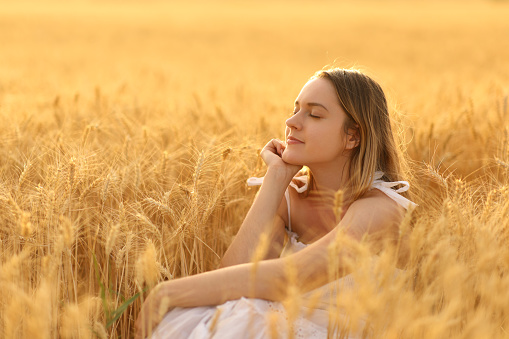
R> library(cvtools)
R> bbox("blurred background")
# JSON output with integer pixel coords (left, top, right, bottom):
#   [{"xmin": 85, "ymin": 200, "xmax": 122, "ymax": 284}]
[
  {"xmin": 2, "ymin": 1, "xmax": 508, "ymax": 106},
  {"xmin": 2, "ymin": 0, "xmax": 508, "ymax": 174}
]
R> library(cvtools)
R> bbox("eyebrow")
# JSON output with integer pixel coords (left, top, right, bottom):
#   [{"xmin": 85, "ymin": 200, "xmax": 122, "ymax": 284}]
[{"xmin": 294, "ymin": 101, "xmax": 329, "ymax": 112}]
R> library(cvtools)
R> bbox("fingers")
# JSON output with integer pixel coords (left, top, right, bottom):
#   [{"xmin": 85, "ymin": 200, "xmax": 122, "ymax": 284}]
[
  {"xmin": 260, "ymin": 138, "xmax": 289, "ymax": 168},
  {"xmin": 280, "ymin": 141, "xmax": 287, "ymax": 155},
  {"xmin": 134, "ymin": 318, "xmax": 151, "ymax": 339},
  {"xmin": 134, "ymin": 316, "xmax": 145, "ymax": 339},
  {"xmin": 271, "ymin": 139, "xmax": 285, "ymax": 157},
  {"xmin": 134, "ymin": 302, "xmax": 152, "ymax": 339},
  {"xmin": 275, "ymin": 140, "xmax": 282, "ymax": 156}
]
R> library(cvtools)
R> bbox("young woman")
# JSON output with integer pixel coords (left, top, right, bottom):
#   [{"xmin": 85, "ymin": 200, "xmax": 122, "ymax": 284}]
[{"xmin": 135, "ymin": 68, "xmax": 417, "ymax": 339}]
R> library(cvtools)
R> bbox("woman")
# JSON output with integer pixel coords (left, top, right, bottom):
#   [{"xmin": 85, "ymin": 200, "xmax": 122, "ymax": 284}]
[{"xmin": 135, "ymin": 68, "xmax": 417, "ymax": 338}]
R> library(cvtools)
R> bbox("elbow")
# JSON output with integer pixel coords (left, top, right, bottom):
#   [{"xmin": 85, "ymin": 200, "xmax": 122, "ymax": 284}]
[
  {"xmin": 251, "ymin": 259, "xmax": 287, "ymax": 302},
  {"xmin": 297, "ymin": 270, "xmax": 329, "ymax": 294},
  {"xmin": 290, "ymin": 253, "xmax": 331, "ymax": 294},
  {"xmin": 250, "ymin": 256, "xmax": 332, "ymax": 302},
  {"xmin": 258, "ymin": 257, "xmax": 326, "ymax": 300}
]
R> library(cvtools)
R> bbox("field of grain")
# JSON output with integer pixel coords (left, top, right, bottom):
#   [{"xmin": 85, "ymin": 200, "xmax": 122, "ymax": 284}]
[{"xmin": 0, "ymin": 0, "xmax": 508, "ymax": 338}]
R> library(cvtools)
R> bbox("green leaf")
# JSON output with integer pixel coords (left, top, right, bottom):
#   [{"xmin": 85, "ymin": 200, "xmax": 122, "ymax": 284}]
[
  {"xmin": 106, "ymin": 287, "xmax": 148, "ymax": 329},
  {"xmin": 92, "ymin": 252, "xmax": 110, "ymax": 320}
]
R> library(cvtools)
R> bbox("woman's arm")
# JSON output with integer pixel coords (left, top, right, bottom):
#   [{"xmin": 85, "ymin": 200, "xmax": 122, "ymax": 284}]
[
  {"xmin": 135, "ymin": 257, "xmax": 288, "ymax": 339},
  {"xmin": 220, "ymin": 139, "xmax": 301, "ymax": 268},
  {"xmin": 285, "ymin": 189, "xmax": 405, "ymax": 292},
  {"xmin": 219, "ymin": 167, "xmax": 289, "ymax": 268},
  {"xmin": 135, "ymin": 190, "xmax": 404, "ymax": 338}
]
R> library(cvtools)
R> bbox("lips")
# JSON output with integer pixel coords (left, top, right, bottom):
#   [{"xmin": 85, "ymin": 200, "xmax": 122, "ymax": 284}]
[{"xmin": 286, "ymin": 136, "xmax": 304, "ymax": 144}]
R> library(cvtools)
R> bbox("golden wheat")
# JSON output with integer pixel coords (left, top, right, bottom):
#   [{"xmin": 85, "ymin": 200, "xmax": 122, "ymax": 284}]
[{"xmin": 0, "ymin": 0, "xmax": 508, "ymax": 338}]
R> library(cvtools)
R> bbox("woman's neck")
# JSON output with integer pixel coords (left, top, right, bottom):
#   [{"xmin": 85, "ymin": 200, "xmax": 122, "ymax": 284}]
[
  {"xmin": 307, "ymin": 157, "xmax": 350, "ymax": 190},
  {"xmin": 306, "ymin": 159, "xmax": 352, "ymax": 205}
]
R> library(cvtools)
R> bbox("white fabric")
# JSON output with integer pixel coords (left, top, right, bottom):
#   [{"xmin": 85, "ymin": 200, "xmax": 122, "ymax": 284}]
[
  {"xmin": 152, "ymin": 297, "xmax": 344, "ymax": 339},
  {"xmin": 284, "ymin": 189, "xmax": 291, "ymax": 231},
  {"xmin": 370, "ymin": 171, "xmax": 417, "ymax": 210},
  {"xmin": 247, "ymin": 176, "xmax": 309, "ymax": 194},
  {"xmin": 152, "ymin": 172, "xmax": 415, "ymax": 339}
]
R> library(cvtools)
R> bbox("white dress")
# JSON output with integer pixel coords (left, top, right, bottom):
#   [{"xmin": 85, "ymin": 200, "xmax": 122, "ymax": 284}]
[{"xmin": 151, "ymin": 172, "xmax": 417, "ymax": 339}]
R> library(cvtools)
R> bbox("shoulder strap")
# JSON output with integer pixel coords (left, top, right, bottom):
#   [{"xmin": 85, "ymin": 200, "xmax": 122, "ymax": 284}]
[
  {"xmin": 285, "ymin": 188, "xmax": 291, "ymax": 231},
  {"xmin": 247, "ymin": 176, "xmax": 293, "ymax": 231},
  {"xmin": 247, "ymin": 175, "xmax": 308, "ymax": 192},
  {"xmin": 289, "ymin": 176, "xmax": 308, "ymax": 193},
  {"xmin": 371, "ymin": 171, "xmax": 417, "ymax": 210},
  {"xmin": 246, "ymin": 177, "xmax": 264, "ymax": 186}
]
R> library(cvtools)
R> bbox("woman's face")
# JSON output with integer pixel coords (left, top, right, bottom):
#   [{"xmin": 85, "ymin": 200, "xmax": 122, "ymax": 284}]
[{"xmin": 283, "ymin": 77, "xmax": 355, "ymax": 166}]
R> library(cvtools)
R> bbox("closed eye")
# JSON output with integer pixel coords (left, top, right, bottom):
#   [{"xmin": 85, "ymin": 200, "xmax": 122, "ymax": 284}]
[{"xmin": 292, "ymin": 110, "xmax": 321, "ymax": 119}]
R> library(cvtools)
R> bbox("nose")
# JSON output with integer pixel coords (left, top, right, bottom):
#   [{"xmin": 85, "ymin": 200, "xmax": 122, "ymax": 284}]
[{"xmin": 285, "ymin": 112, "xmax": 302, "ymax": 131}]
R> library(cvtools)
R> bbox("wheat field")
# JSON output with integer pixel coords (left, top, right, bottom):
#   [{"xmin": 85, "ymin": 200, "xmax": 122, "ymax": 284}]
[{"xmin": 0, "ymin": 0, "xmax": 508, "ymax": 338}]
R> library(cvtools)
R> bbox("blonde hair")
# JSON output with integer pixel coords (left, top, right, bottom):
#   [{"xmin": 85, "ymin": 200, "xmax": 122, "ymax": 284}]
[{"xmin": 305, "ymin": 68, "xmax": 407, "ymax": 202}]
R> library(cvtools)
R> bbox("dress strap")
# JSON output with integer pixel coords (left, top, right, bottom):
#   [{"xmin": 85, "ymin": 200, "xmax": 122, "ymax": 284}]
[
  {"xmin": 285, "ymin": 188, "xmax": 291, "ymax": 231},
  {"xmin": 247, "ymin": 175, "xmax": 309, "ymax": 193},
  {"xmin": 289, "ymin": 176, "xmax": 308, "ymax": 193},
  {"xmin": 371, "ymin": 171, "xmax": 417, "ymax": 210},
  {"xmin": 247, "ymin": 176, "xmax": 295, "ymax": 231},
  {"xmin": 246, "ymin": 177, "xmax": 264, "ymax": 186}
]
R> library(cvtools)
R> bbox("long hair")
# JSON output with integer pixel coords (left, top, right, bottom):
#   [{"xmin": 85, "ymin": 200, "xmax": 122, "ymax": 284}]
[{"xmin": 304, "ymin": 68, "xmax": 408, "ymax": 202}]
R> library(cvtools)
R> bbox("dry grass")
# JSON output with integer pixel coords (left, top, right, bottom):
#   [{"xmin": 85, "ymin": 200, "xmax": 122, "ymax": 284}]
[{"xmin": 0, "ymin": 0, "xmax": 508, "ymax": 338}]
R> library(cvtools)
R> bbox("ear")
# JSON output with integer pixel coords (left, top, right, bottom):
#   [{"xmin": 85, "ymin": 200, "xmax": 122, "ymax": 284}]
[{"xmin": 345, "ymin": 125, "xmax": 360, "ymax": 150}]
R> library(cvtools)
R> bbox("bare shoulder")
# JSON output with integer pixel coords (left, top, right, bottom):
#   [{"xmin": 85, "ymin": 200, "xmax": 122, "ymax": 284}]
[
  {"xmin": 351, "ymin": 187, "xmax": 404, "ymax": 212},
  {"xmin": 340, "ymin": 188, "xmax": 405, "ymax": 243}
]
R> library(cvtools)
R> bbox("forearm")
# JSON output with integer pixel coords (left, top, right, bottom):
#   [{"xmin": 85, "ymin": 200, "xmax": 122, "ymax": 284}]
[
  {"xmin": 162, "ymin": 259, "xmax": 287, "ymax": 308},
  {"xmin": 220, "ymin": 167, "xmax": 290, "ymax": 268},
  {"xmin": 159, "ymin": 247, "xmax": 334, "ymax": 311},
  {"xmin": 157, "ymin": 231, "xmax": 347, "ymax": 310}
]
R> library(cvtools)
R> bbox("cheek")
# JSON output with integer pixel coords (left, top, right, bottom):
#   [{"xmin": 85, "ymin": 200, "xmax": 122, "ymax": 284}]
[{"xmin": 314, "ymin": 130, "xmax": 344, "ymax": 153}]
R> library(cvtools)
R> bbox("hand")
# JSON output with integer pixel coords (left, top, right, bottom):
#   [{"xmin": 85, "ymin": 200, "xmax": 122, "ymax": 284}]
[
  {"xmin": 134, "ymin": 283, "xmax": 172, "ymax": 339},
  {"xmin": 260, "ymin": 139, "xmax": 302, "ymax": 179}
]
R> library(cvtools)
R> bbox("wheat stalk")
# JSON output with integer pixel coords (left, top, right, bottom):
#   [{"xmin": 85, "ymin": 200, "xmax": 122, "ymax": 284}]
[
  {"xmin": 101, "ymin": 173, "xmax": 111, "ymax": 210},
  {"xmin": 79, "ymin": 176, "xmax": 101, "ymax": 202},
  {"xmin": 81, "ymin": 125, "xmax": 91, "ymax": 148},
  {"xmin": 105, "ymin": 223, "xmax": 120, "ymax": 257},
  {"xmin": 123, "ymin": 135, "xmax": 131, "ymax": 160},
  {"xmin": 495, "ymin": 157, "xmax": 509, "ymax": 171},
  {"xmin": 135, "ymin": 163, "xmax": 141, "ymax": 189},
  {"xmin": 18, "ymin": 160, "xmax": 32, "ymax": 189},
  {"xmin": 59, "ymin": 215, "xmax": 74, "ymax": 249},
  {"xmin": 143, "ymin": 197, "xmax": 178, "ymax": 224},
  {"xmin": 333, "ymin": 189, "xmax": 344, "ymax": 221},
  {"xmin": 135, "ymin": 241, "xmax": 159, "ymax": 290},
  {"xmin": 160, "ymin": 151, "xmax": 169, "ymax": 179},
  {"xmin": 19, "ymin": 211, "xmax": 32, "ymax": 238},
  {"xmin": 192, "ymin": 151, "xmax": 205, "ymax": 196},
  {"xmin": 93, "ymin": 321, "xmax": 108, "ymax": 339},
  {"xmin": 68, "ymin": 156, "xmax": 76, "ymax": 192},
  {"xmin": 142, "ymin": 125, "xmax": 149, "ymax": 144}
]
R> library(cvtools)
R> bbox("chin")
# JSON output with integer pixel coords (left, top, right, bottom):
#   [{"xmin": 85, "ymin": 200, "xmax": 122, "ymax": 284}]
[{"xmin": 282, "ymin": 153, "xmax": 305, "ymax": 166}]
